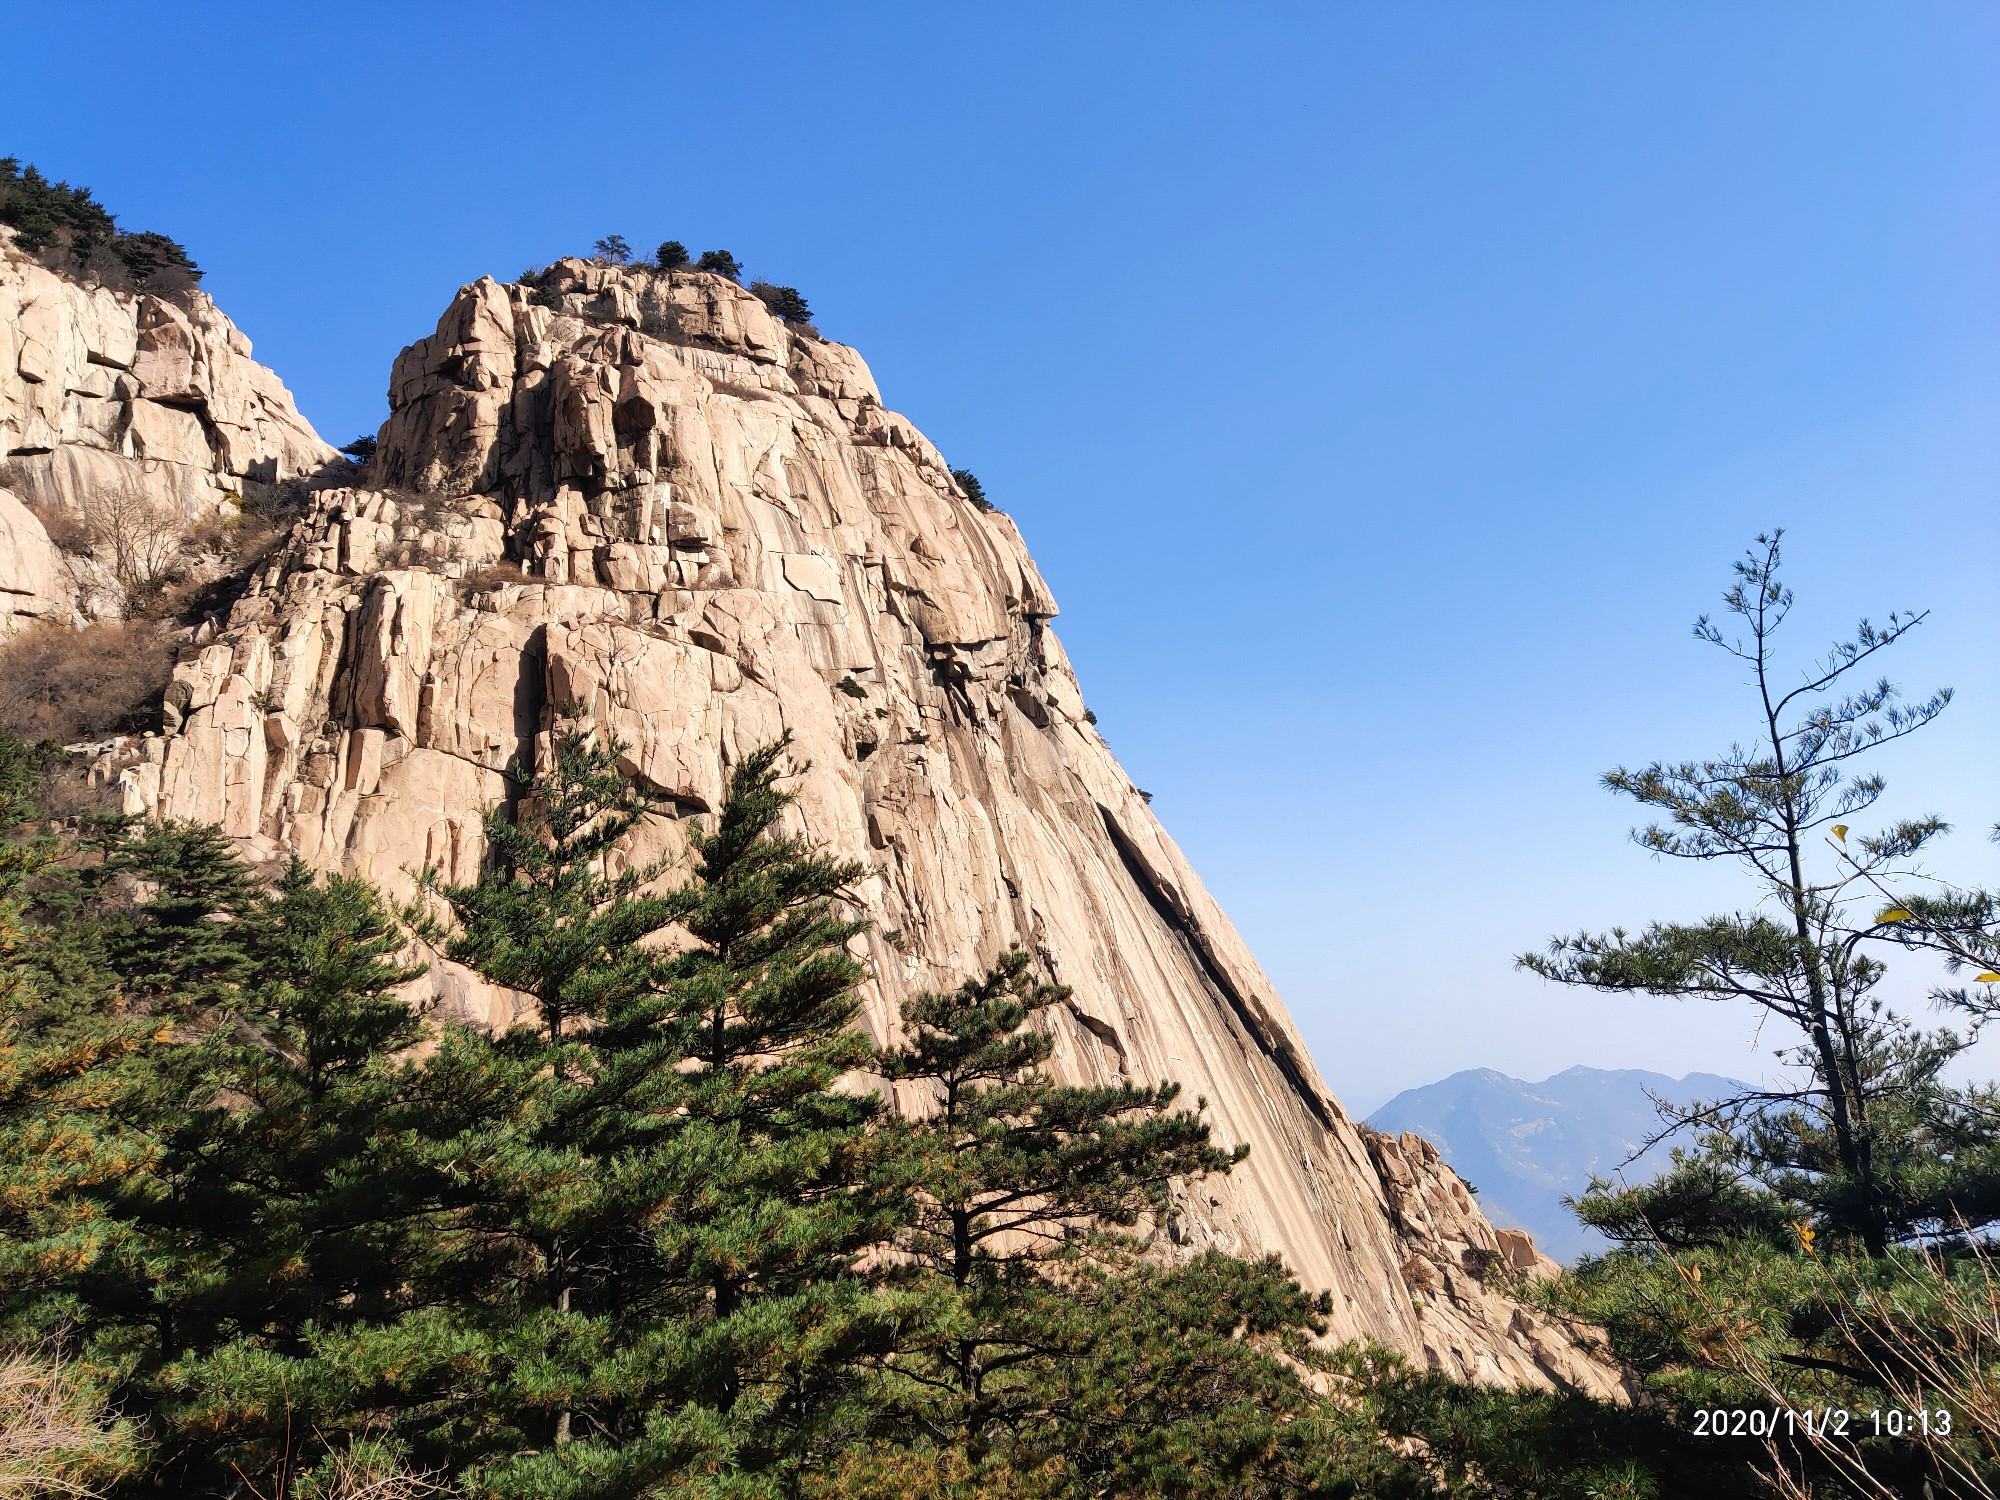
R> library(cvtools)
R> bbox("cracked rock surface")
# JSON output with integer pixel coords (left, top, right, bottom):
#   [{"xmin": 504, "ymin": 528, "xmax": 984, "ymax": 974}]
[
  {"xmin": 89, "ymin": 256, "xmax": 1621, "ymax": 1396},
  {"xmin": 1, "ymin": 228, "xmax": 335, "ymax": 624},
  {"xmin": 1, "ymin": 230, "xmax": 331, "ymax": 520}
]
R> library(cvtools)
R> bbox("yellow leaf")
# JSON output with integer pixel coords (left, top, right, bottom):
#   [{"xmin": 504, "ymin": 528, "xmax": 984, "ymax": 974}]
[
  {"xmin": 1878, "ymin": 909, "xmax": 1914, "ymax": 925},
  {"xmin": 1831, "ymin": 824, "xmax": 1849, "ymax": 842},
  {"xmin": 1977, "ymin": 973, "xmax": 2000, "ymax": 985}
]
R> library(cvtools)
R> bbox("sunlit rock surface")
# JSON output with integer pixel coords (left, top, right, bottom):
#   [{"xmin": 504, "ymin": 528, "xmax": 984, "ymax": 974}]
[{"xmin": 97, "ymin": 257, "xmax": 1621, "ymax": 1394}]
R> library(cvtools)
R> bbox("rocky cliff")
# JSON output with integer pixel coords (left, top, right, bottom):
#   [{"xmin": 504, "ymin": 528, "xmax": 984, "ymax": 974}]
[
  {"xmin": 1371, "ymin": 1066, "xmax": 1748, "ymax": 1263},
  {"xmin": 35, "ymin": 254, "xmax": 1619, "ymax": 1395},
  {"xmin": 0, "ymin": 228, "xmax": 333, "ymax": 625}
]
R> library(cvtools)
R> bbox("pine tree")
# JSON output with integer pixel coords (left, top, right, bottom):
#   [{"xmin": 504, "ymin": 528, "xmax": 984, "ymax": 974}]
[
  {"xmin": 96, "ymin": 819, "xmax": 268, "ymax": 1015},
  {"xmin": 696, "ymin": 249, "xmax": 742, "ymax": 281},
  {"xmin": 1521, "ymin": 532, "xmax": 1983, "ymax": 1255},
  {"xmin": 0, "ymin": 734, "xmax": 153, "ymax": 1311},
  {"xmin": 9, "ymin": 848, "xmax": 452, "ymax": 1495},
  {"xmin": 400, "ymin": 724, "xmax": 899, "ymax": 1496},
  {"xmin": 0, "ymin": 729, "xmax": 51, "ymax": 995},
  {"xmin": 868, "ymin": 951, "xmax": 1288, "ymax": 1485},
  {"xmin": 381, "ymin": 719, "xmax": 698, "ymax": 1484},
  {"xmin": 640, "ymin": 737, "xmax": 898, "ymax": 1482}
]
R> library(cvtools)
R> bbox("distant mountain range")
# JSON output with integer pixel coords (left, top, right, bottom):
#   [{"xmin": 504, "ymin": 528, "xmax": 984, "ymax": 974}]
[{"xmin": 1365, "ymin": 1066, "xmax": 1746, "ymax": 1264}]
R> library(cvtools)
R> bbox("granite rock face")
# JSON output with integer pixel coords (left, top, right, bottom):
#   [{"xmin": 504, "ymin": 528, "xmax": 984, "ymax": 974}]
[
  {"xmin": 106, "ymin": 257, "xmax": 1621, "ymax": 1395},
  {"xmin": 0, "ymin": 486, "xmax": 69, "ymax": 630},
  {"xmin": 0, "ymin": 229, "xmax": 335, "ymax": 619}
]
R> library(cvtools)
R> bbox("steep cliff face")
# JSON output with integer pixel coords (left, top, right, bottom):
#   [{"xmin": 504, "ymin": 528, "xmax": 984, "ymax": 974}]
[
  {"xmin": 0, "ymin": 228, "xmax": 333, "ymax": 623},
  {"xmin": 107, "ymin": 257, "xmax": 1619, "ymax": 1394},
  {"xmin": 0, "ymin": 488, "xmax": 66, "ymax": 630}
]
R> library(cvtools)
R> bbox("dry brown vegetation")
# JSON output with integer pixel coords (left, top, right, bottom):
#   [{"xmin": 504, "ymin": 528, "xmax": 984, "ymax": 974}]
[
  {"xmin": 463, "ymin": 561, "xmax": 532, "ymax": 594},
  {"xmin": 0, "ymin": 620, "xmax": 174, "ymax": 745},
  {"xmin": 0, "ymin": 1347, "xmax": 128, "ymax": 1497},
  {"xmin": 13, "ymin": 472, "xmax": 307, "ymax": 630},
  {"xmin": 288, "ymin": 1450, "xmax": 450, "ymax": 1500},
  {"xmin": 72, "ymin": 486, "xmax": 185, "ymax": 612}
]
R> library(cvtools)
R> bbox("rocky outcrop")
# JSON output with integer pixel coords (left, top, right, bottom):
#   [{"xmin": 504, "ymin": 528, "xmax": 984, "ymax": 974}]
[
  {"xmin": 1361, "ymin": 1128, "xmax": 1604, "ymax": 1386},
  {"xmin": 0, "ymin": 487, "xmax": 69, "ymax": 630},
  {"xmin": 0, "ymin": 229, "xmax": 334, "ymax": 581},
  {"xmin": 111, "ymin": 257, "xmax": 1620, "ymax": 1395}
]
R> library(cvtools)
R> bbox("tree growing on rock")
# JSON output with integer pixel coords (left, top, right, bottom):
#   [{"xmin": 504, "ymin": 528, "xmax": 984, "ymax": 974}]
[
  {"xmin": 592, "ymin": 234, "xmax": 632, "ymax": 265},
  {"xmin": 0, "ymin": 156, "xmax": 201, "ymax": 290},
  {"xmin": 949, "ymin": 469, "xmax": 997, "ymax": 513},
  {"xmin": 751, "ymin": 281, "xmax": 814, "ymax": 329},
  {"xmin": 696, "ymin": 248, "xmax": 742, "ymax": 281},
  {"xmin": 655, "ymin": 240, "xmax": 690, "ymax": 270}
]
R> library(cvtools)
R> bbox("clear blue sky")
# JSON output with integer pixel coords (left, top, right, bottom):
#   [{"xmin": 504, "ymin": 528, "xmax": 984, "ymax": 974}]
[{"xmin": 8, "ymin": 3, "xmax": 1996, "ymax": 1113}]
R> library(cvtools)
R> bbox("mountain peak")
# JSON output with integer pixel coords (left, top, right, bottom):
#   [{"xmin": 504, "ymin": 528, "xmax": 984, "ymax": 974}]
[
  {"xmin": 1368, "ymin": 1064, "xmax": 1751, "ymax": 1263},
  {"xmin": 5, "ymin": 255, "xmax": 1623, "ymax": 1399}
]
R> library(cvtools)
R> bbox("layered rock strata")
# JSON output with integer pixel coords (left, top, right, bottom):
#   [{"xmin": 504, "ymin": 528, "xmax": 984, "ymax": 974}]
[{"xmin": 97, "ymin": 258, "xmax": 1619, "ymax": 1395}]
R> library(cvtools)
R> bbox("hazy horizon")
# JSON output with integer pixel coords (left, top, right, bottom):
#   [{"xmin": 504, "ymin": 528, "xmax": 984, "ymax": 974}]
[{"xmin": 7, "ymin": 2, "xmax": 1996, "ymax": 1113}]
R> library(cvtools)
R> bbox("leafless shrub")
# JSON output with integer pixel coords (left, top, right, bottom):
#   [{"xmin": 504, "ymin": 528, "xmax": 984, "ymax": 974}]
[
  {"xmin": 73, "ymin": 486, "xmax": 186, "ymax": 612},
  {"xmin": 243, "ymin": 1444, "xmax": 451, "ymax": 1500},
  {"xmin": 20, "ymin": 498, "xmax": 90, "ymax": 556},
  {"xmin": 0, "ymin": 1346, "xmax": 129, "ymax": 1497},
  {"xmin": 307, "ymin": 1454, "xmax": 451, "ymax": 1500},
  {"xmin": 0, "ymin": 620, "xmax": 174, "ymax": 744}
]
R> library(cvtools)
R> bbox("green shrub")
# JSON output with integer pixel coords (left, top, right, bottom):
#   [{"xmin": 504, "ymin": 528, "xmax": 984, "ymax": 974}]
[
  {"xmin": 655, "ymin": 239, "xmax": 690, "ymax": 270},
  {"xmin": 696, "ymin": 248, "xmax": 742, "ymax": 280},
  {"xmin": 951, "ymin": 467, "xmax": 999, "ymax": 513},
  {"xmin": 750, "ymin": 280, "xmax": 814, "ymax": 328},
  {"xmin": 0, "ymin": 156, "xmax": 200, "ymax": 291}
]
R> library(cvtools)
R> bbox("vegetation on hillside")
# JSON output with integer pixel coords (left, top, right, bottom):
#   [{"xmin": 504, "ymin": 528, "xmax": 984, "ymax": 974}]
[
  {"xmin": 0, "ymin": 467, "xmax": 308, "ymax": 746},
  {"xmin": 1523, "ymin": 532, "xmax": 2000, "ymax": 1495},
  {"xmin": 0, "ymin": 713, "xmax": 1773, "ymax": 1497},
  {"xmin": 950, "ymin": 469, "xmax": 998, "ymax": 513},
  {"xmin": 0, "ymin": 157, "xmax": 200, "ymax": 294}
]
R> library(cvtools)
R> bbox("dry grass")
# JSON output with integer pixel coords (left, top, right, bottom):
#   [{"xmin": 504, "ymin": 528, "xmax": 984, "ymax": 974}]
[
  {"xmin": 1656, "ymin": 1239, "xmax": 2000, "ymax": 1498},
  {"xmin": 303, "ymin": 1452, "xmax": 451, "ymax": 1500},
  {"xmin": 0, "ymin": 1347, "xmax": 128, "ymax": 1497},
  {"xmin": 462, "ymin": 561, "xmax": 532, "ymax": 594},
  {"xmin": 0, "ymin": 619, "xmax": 174, "ymax": 744}
]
